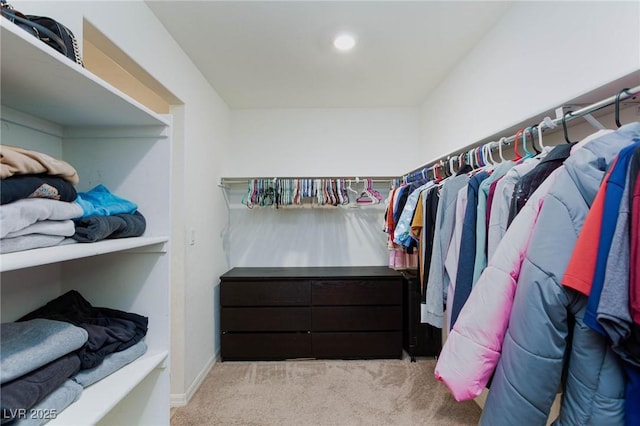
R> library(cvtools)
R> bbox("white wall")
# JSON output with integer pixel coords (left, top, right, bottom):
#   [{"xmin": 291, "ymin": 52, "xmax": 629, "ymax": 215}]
[
  {"xmin": 419, "ymin": 1, "xmax": 640, "ymax": 166},
  {"xmin": 224, "ymin": 188, "xmax": 391, "ymax": 268},
  {"xmin": 10, "ymin": 0, "xmax": 231, "ymax": 404},
  {"xmin": 227, "ymin": 108, "xmax": 420, "ymax": 177},
  {"xmin": 224, "ymin": 108, "xmax": 419, "ymax": 268}
]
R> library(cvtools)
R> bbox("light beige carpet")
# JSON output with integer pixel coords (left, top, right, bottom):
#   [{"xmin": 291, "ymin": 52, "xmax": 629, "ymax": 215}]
[{"xmin": 171, "ymin": 357, "xmax": 481, "ymax": 426}]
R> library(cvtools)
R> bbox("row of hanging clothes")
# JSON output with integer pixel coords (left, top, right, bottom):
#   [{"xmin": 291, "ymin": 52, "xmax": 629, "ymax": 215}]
[
  {"xmin": 241, "ymin": 177, "xmax": 384, "ymax": 208},
  {"xmin": 384, "ymin": 125, "xmax": 538, "ymax": 272},
  {"xmin": 386, "ymin": 89, "xmax": 640, "ymax": 425}
]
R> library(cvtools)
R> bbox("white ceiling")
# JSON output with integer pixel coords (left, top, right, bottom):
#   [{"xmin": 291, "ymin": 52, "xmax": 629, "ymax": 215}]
[{"xmin": 146, "ymin": 1, "xmax": 512, "ymax": 109}]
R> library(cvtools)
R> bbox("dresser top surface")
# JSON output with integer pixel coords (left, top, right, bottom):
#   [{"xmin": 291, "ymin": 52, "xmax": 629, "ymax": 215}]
[{"xmin": 220, "ymin": 266, "xmax": 402, "ymax": 281}]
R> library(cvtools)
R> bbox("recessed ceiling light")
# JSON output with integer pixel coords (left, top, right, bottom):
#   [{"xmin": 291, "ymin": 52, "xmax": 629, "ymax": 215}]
[{"xmin": 333, "ymin": 33, "xmax": 356, "ymax": 51}]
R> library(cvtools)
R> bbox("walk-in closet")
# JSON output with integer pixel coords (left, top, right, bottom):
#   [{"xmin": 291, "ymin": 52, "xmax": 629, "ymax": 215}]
[{"xmin": 1, "ymin": 1, "xmax": 639, "ymax": 425}]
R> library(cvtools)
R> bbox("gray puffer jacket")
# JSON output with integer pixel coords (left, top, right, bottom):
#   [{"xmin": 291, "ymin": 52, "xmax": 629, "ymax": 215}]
[{"xmin": 480, "ymin": 122, "xmax": 640, "ymax": 426}]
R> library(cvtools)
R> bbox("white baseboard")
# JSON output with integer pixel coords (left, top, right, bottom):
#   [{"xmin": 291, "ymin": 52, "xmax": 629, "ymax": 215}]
[{"xmin": 170, "ymin": 351, "xmax": 220, "ymax": 407}]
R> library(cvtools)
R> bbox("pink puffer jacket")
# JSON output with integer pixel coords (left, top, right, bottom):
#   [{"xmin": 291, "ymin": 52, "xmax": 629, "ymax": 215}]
[{"xmin": 434, "ymin": 167, "xmax": 561, "ymax": 401}]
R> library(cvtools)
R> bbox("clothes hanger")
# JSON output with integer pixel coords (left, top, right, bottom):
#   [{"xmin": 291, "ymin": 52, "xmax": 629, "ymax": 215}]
[
  {"xmin": 347, "ymin": 179, "xmax": 358, "ymax": 196},
  {"xmin": 498, "ymin": 137, "xmax": 507, "ymax": 163},
  {"xmin": 242, "ymin": 179, "xmax": 254, "ymax": 208},
  {"xmin": 438, "ymin": 160, "xmax": 448, "ymax": 178},
  {"xmin": 356, "ymin": 179, "xmax": 376, "ymax": 204},
  {"xmin": 537, "ymin": 120, "xmax": 547, "ymax": 150},
  {"xmin": 340, "ymin": 179, "xmax": 349, "ymax": 205},
  {"xmin": 528, "ymin": 126, "xmax": 541, "ymax": 155},
  {"xmin": 484, "ymin": 143, "xmax": 496, "ymax": 166},
  {"xmin": 332, "ymin": 179, "xmax": 340, "ymax": 206},
  {"xmin": 474, "ymin": 147, "xmax": 483, "ymax": 168},
  {"xmin": 481, "ymin": 144, "xmax": 490, "ymax": 167},
  {"xmin": 346, "ymin": 179, "xmax": 360, "ymax": 206},
  {"xmin": 368, "ymin": 178, "xmax": 383, "ymax": 201},
  {"xmin": 334, "ymin": 179, "xmax": 343, "ymax": 206},
  {"xmin": 467, "ymin": 149, "xmax": 475, "ymax": 170},
  {"xmin": 336, "ymin": 179, "xmax": 343, "ymax": 205},
  {"xmin": 562, "ymin": 111, "xmax": 576, "ymax": 143},
  {"xmin": 521, "ymin": 127, "xmax": 533, "ymax": 158},
  {"xmin": 314, "ymin": 179, "xmax": 321, "ymax": 205},
  {"xmin": 615, "ymin": 88, "xmax": 631, "ymax": 128},
  {"xmin": 458, "ymin": 152, "xmax": 466, "ymax": 169},
  {"xmin": 449, "ymin": 156, "xmax": 457, "ymax": 176},
  {"xmin": 513, "ymin": 129, "xmax": 524, "ymax": 161},
  {"xmin": 292, "ymin": 179, "xmax": 298, "ymax": 205},
  {"xmin": 483, "ymin": 146, "xmax": 490, "ymax": 167},
  {"xmin": 326, "ymin": 179, "xmax": 334, "ymax": 206},
  {"xmin": 330, "ymin": 179, "xmax": 338, "ymax": 206},
  {"xmin": 490, "ymin": 142, "xmax": 499, "ymax": 165}
]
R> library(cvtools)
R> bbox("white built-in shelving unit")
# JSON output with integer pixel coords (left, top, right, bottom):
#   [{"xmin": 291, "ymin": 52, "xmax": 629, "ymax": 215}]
[{"xmin": 1, "ymin": 19, "xmax": 171, "ymax": 425}]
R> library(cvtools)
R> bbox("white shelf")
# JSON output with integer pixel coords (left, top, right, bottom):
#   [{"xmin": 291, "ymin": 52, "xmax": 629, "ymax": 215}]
[
  {"xmin": 0, "ymin": 237, "xmax": 169, "ymax": 272},
  {"xmin": 0, "ymin": 20, "xmax": 169, "ymax": 128},
  {"xmin": 50, "ymin": 350, "xmax": 168, "ymax": 426},
  {"xmin": 1, "ymin": 11, "xmax": 171, "ymax": 425}
]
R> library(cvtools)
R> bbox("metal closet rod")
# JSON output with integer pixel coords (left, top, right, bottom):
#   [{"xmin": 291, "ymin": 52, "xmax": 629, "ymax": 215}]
[
  {"xmin": 220, "ymin": 176, "xmax": 401, "ymax": 185},
  {"xmin": 404, "ymin": 85, "xmax": 640, "ymax": 180}
]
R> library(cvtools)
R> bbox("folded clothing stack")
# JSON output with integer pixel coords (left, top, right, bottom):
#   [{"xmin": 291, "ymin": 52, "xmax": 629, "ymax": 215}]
[
  {"xmin": 0, "ymin": 146, "xmax": 147, "ymax": 253},
  {"xmin": 0, "ymin": 319, "xmax": 87, "ymax": 425},
  {"xmin": 19, "ymin": 290, "xmax": 148, "ymax": 370},
  {"xmin": 1, "ymin": 291, "xmax": 149, "ymax": 425},
  {"xmin": 0, "ymin": 146, "xmax": 82, "ymax": 254},
  {"xmin": 72, "ymin": 185, "xmax": 146, "ymax": 243}
]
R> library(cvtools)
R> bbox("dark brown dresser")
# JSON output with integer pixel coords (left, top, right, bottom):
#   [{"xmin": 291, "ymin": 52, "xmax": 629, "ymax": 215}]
[{"xmin": 220, "ymin": 266, "xmax": 403, "ymax": 361}]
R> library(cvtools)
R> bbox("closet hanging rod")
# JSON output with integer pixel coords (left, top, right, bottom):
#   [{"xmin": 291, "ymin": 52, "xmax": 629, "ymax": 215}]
[
  {"xmin": 404, "ymin": 85, "xmax": 640, "ymax": 179},
  {"xmin": 220, "ymin": 176, "xmax": 400, "ymax": 186}
]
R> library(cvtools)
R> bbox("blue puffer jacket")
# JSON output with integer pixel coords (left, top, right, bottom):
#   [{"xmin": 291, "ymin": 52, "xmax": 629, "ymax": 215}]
[{"xmin": 480, "ymin": 122, "xmax": 640, "ymax": 426}]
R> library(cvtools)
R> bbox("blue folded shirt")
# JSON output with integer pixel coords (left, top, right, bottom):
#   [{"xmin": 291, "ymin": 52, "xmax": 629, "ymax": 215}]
[{"xmin": 74, "ymin": 185, "xmax": 137, "ymax": 218}]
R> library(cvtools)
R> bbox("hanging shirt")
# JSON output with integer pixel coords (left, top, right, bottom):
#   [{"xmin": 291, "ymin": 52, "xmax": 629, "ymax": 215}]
[
  {"xmin": 394, "ymin": 182, "xmax": 433, "ymax": 248},
  {"xmin": 420, "ymin": 186, "xmax": 440, "ymax": 299},
  {"xmin": 385, "ymin": 186, "xmax": 401, "ymax": 247},
  {"xmin": 601, "ymin": 146, "xmax": 640, "ymax": 426},
  {"xmin": 450, "ymin": 170, "xmax": 490, "ymax": 329},
  {"xmin": 630, "ymin": 148, "xmax": 640, "ymax": 326},
  {"xmin": 625, "ymin": 150, "xmax": 640, "ymax": 426},
  {"xmin": 585, "ymin": 141, "xmax": 640, "ymax": 336},
  {"xmin": 485, "ymin": 178, "xmax": 501, "ymax": 247},
  {"xmin": 486, "ymin": 156, "xmax": 541, "ymax": 261},
  {"xmin": 444, "ymin": 185, "xmax": 468, "ymax": 331},
  {"xmin": 410, "ymin": 190, "xmax": 426, "ymax": 281},
  {"xmin": 424, "ymin": 174, "xmax": 469, "ymax": 328},
  {"xmin": 472, "ymin": 161, "xmax": 514, "ymax": 285},
  {"xmin": 393, "ymin": 185, "xmax": 412, "ymax": 225},
  {"xmin": 409, "ymin": 191, "xmax": 425, "ymax": 242},
  {"xmin": 562, "ymin": 161, "xmax": 617, "ymax": 295},
  {"xmin": 597, "ymin": 165, "xmax": 633, "ymax": 355},
  {"xmin": 507, "ymin": 143, "xmax": 575, "ymax": 226}
]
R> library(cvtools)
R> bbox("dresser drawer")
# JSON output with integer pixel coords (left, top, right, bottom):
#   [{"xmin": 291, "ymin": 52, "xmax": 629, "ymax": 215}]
[
  {"xmin": 312, "ymin": 306, "xmax": 401, "ymax": 331},
  {"xmin": 222, "ymin": 307, "xmax": 310, "ymax": 332},
  {"xmin": 312, "ymin": 332, "xmax": 402, "ymax": 359},
  {"xmin": 222, "ymin": 333, "xmax": 312, "ymax": 361},
  {"xmin": 221, "ymin": 280, "xmax": 310, "ymax": 306},
  {"xmin": 311, "ymin": 280, "xmax": 401, "ymax": 305}
]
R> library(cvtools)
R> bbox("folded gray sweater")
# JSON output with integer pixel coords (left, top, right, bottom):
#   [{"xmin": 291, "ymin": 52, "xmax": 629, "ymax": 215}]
[{"xmin": 0, "ymin": 319, "xmax": 88, "ymax": 384}]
